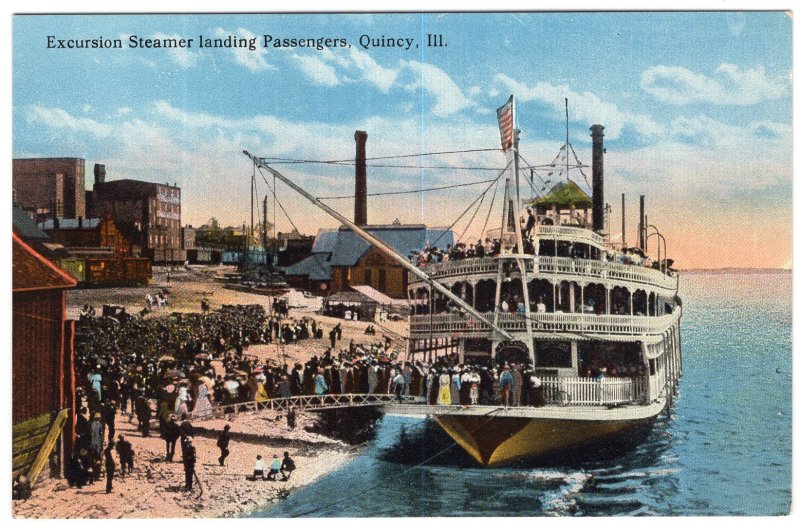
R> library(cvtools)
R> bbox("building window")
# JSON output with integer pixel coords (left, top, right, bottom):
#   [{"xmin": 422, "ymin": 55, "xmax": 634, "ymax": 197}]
[
  {"xmin": 364, "ymin": 269, "xmax": 372, "ymax": 286},
  {"xmin": 378, "ymin": 269, "xmax": 387, "ymax": 292}
]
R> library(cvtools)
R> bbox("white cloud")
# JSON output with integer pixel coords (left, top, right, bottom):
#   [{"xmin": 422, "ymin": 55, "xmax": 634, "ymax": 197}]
[
  {"xmin": 346, "ymin": 47, "xmax": 398, "ymax": 93},
  {"xmin": 81, "ymin": 104, "xmax": 94, "ymax": 113},
  {"xmin": 25, "ymin": 105, "xmax": 112, "ymax": 137},
  {"xmin": 401, "ymin": 60, "xmax": 474, "ymax": 117},
  {"xmin": 152, "ymin": 32, "xmax": 200, "ymax": 69},
  {"xmin": 290, "ymin": 53, "xmax": 341, "ymax": 87},
  {"xmin": 467, "ymin": 86, "xmax": 482, "ymax": 98},
  {"xmin": 212, "ymin": 27, "xmax": 272, "ymax": 72},
  {"xmin": 493, "ymin": 73, "xmax": 663, "ymax": 139},
  {"xmin": 640, "ymin": 63, "xmax": 787, "ymax": 105}
]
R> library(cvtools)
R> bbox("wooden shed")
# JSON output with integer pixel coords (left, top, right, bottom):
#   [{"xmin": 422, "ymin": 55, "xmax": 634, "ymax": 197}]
[{"xmin": 12, "ymin": 232, "xmax": 77, "ymax": 484}]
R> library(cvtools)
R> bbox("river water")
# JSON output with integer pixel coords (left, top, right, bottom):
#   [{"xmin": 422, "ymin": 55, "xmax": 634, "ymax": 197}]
[{"xmin": 254, "ymin": 271, "xmax": 792, "ymax": 517}]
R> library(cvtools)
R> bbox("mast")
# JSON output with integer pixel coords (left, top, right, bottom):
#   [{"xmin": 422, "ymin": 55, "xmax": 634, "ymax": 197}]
[
  {"xmin": 268, "ymin": 193, "xmax": 271, "ymax": 270},
  {"xmin": 243, "ymin": 150, "xmax": 515, "ymax": 341},
  {"xmin": 512, "ymin": 130, "xmax": 535, "ymax": 367},
  {"xmin": 565, "ymin": 98, "xmax": 570, "ymax": 181}
]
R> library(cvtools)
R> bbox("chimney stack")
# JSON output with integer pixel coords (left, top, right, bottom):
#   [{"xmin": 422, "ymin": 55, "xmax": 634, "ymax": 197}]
[
  {"xmin": 621, "ymin": 193, "xmax": 626, "ymax": 247},
  {"xmin": 94, "ymin": 164, "xmax": 106, "ymax": 186},
  {"xmin": 590, "ymin": 124, "xmax": 605, "ymax": 233},
  {"xmin": 354, "ymin": 131, "xmax": 368, "ymax": 226},
  {"xmin": 639, "ymin": 195, "xmax": 646, "ymax": 252}
]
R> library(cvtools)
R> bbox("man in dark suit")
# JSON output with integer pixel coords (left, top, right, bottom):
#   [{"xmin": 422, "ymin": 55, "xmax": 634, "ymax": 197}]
[{"xmin": 183, "ymin": 438, "xmax": 196, "ymax": 491}]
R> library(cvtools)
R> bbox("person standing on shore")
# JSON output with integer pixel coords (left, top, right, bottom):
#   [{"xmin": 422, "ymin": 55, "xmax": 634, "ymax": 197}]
[
  {"xmin": 217, "ymin": 424, "xmax": 231, "ymax": 466},
  {"xmin": 179, "ymin": 414, "xmax": 194, "ymax": 461},
  {"xmin": 115, "ymin": 435, "xmax": 134, "ymax": 477},
  {"xmin": 314, "ymin": 368, "xmax": 328, "ymax": 396},
  {"xmin": 135, "ymin": 393, "xmax": 152, "ymax": 437},
  {"xmin": 104, "ymin": 400, "xmax": 117, "ymax": 444},
  {"xmin": 104, "ymin": 444, "xmax": 115, "ymax": 494},
  {"xmin": 391, "ymin": 369, "xmax": 405, "ymax": 402},
  {"xmin": 162, "ymin": 415, "xmax": 180, "ymax": 462},
  {"xmin": 183, "ymin": 438, "xmax": 196, "ymax": 491},
  {"xmin": 89, "ymin": 412, "xmax": 104, "ymax": 459}
]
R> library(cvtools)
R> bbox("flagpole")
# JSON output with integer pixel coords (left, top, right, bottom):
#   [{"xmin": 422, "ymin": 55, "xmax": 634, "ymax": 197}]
[{"xmin": 511, "ymin": 108, "xmax": 535, "ymax": 369}]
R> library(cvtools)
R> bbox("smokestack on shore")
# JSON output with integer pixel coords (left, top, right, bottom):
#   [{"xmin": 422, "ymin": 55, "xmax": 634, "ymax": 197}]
[
  {"xmin": 94, "ymin": 163, "xmax": 106, "ymax": 186},
  {"xmin": 354, "ymin": 131, "xmax": 368, "ymax": 226},
  {"xmin": 590, "ymin": 124, "xmax": 605, "ymax": 233}
]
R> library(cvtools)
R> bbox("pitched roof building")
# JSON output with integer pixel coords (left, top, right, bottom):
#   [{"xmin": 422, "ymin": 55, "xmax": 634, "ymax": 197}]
[{"xmin": 286, "ymin": 224, "xmax": 454, "ymax": 298}]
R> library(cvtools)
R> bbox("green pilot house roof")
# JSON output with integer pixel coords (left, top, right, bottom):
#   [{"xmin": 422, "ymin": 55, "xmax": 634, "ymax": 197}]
[{"xmin": 523, "ymin": 181, "xmax": 593, "ymax": 210}]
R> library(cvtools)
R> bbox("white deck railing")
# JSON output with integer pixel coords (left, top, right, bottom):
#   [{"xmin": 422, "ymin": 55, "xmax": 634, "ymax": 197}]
[
  {"xmin": 541, "ymin": 375, "xmax": 649, "ymax": 406},
  {"xmin": 409, "ymin": 307, "xmax": 681, "ymax": 338},
  {"xmin": 413, "ymin": 256, "xmax": 677, "ymax": 291},
  {"xmin": 535, "ymin": 225, "xmax": 606, "ymax": 246}
]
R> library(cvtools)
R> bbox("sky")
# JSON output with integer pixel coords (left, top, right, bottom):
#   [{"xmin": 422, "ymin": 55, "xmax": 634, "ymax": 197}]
[{"xmin": 11, "ymin": 11, "xmax": 793, "ymax": 269}]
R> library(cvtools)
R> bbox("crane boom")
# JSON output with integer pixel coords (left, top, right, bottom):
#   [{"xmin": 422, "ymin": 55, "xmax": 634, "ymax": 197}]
[{"xmin": 243, "ymin": 150, "xmax": 514, "ymax": 341}]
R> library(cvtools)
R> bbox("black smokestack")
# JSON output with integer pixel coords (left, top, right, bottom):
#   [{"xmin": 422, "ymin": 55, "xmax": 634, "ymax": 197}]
[
  {"xmin": 639, "ymin": 195, "xmax": 646, "ymax": 251},
  {"xmin": 94, "ymin": 163, "xmax": 106, "ymax": 186},
  {"xmin": 590, "ymin": 125, "xmax": 605, "ymax": 232},
  {"xmin": 354, "ymin": 131, "xmax": 368, "ymax": 226},
  {"xmin": 621, "ymin": 193, "xmax": 626, "ymax": 247}
]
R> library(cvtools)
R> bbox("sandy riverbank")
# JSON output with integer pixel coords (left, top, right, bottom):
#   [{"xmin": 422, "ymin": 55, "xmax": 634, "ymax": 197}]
[
  {"xmin": 14, "ymin": 267, "xmax": 408, "ymax": 518},
  {"xmin": 13, "ymin": 407, "xmax": 359, "ymax": 518}
]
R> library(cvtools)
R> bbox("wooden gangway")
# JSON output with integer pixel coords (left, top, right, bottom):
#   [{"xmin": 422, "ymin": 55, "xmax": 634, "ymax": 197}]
[{"xmin": 181, "ymin": 393, "xmax": 427, "ymax": 422}]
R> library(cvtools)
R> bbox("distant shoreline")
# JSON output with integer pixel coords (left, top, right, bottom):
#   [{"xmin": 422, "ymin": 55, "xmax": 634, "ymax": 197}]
[{"xmin": 680, "ymin": 268, "xmax": 791, "ymax": 274}]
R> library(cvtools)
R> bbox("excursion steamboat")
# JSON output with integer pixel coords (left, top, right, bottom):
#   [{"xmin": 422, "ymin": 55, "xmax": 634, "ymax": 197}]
[{"xmin": 246, "ymin": 96, "xmax": 682, "ymax": 467}]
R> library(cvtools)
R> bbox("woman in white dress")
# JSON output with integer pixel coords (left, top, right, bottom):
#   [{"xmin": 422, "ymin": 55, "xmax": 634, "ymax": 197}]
[
  {"xmin": 175, "ymin": 382, "xmax": 191, "ymax": 414},
  {"xmin": 192, "ymin": 378, "xmax": 213, "ymax": 417}
]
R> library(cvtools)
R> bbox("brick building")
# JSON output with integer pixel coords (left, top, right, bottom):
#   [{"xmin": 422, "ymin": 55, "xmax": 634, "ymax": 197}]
[
  {"xmin": 12, "ymin": 158, "xmax": 86, "ymax": 221},
  {"xmin": 92, "ymin": 178, "xmax": 185, "ymax": 263},
  {"xmin": 39, "ymin": 217, "xmax": 133, "ymax": 257}
]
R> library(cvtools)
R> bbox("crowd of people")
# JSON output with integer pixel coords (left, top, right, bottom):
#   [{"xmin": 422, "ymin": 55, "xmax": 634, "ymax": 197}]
[{"xmin": 67, "ymin": 302, "xmax": 321, "ymax": 495}]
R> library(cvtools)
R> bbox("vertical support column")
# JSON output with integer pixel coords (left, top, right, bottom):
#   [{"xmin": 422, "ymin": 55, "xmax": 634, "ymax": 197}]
[{"xmin": 569, "ymin": 282, "xmax": 575, "ymax": 312}]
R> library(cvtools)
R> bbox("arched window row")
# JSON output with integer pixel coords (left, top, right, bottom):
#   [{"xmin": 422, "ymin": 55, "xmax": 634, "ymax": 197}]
[{"xmin": 408, "ymin": 280, "xmax": 676, "ymax": 317}]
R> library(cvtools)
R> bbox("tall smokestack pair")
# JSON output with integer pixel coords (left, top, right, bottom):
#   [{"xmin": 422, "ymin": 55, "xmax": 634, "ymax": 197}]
[{"xmin": 354, "ymin": 131, "xmax": 368, "ymax": 226}]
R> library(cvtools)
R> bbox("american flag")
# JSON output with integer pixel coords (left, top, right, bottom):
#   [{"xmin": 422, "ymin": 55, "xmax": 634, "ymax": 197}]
[{"xmin": 496, "ymin": 95, "xmax": 515, "ymax": 152}]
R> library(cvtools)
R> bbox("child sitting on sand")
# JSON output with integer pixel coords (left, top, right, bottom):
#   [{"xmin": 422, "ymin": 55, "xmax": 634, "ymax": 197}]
[{"xmin": 252, "ymin": 455, "xmax": 266, "ymax": 480}]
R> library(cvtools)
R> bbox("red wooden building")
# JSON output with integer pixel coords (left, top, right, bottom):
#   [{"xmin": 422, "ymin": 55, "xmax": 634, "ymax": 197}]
[{"xmin": 12, "ymin": 232, "xmax": 77, "ymax": 481}]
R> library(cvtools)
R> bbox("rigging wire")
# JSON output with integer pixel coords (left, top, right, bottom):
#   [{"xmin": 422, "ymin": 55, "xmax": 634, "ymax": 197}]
[
  {"xmin": 256, "ymin": 165, "xmax": 302, "ymax": 235},
  {"xmin": 456, "ymin": 176, "xmax": 499, "ymax": 246},
  {"xmin": 479, "ymin": 174, "xmax": 500, "ymax": 240},
  {"xmin": 427, "ymin": 160, "xmax": 511, "ymax": 249},
  {"xmin": 260, "ymin": 147, "xmax": 503, "ymax": 165},
  {"xmin": 518, "ymin": 152, "xmax": 552, "ymax": 195},
  {"xmin": 568, "ymin": 142, "xmax": 593, "ymax": 194},
  {"xmin": 265, "ymin": 160, "xmax": 508, "ymax": 171},
  {"xmin": 318, "ymin": 178, "xmax": 499, "ymax": 200}
]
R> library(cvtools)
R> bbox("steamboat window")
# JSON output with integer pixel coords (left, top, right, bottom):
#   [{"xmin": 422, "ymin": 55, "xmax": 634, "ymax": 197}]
[{"xmin": 535, "ymin": 340, "xmax": 572, "ymax": 368}]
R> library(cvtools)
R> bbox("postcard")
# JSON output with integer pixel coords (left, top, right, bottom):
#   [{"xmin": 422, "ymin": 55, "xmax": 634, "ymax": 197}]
[{"xmin": 10, "ymin": 10, "xmax": 792, "ymax": 518}]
